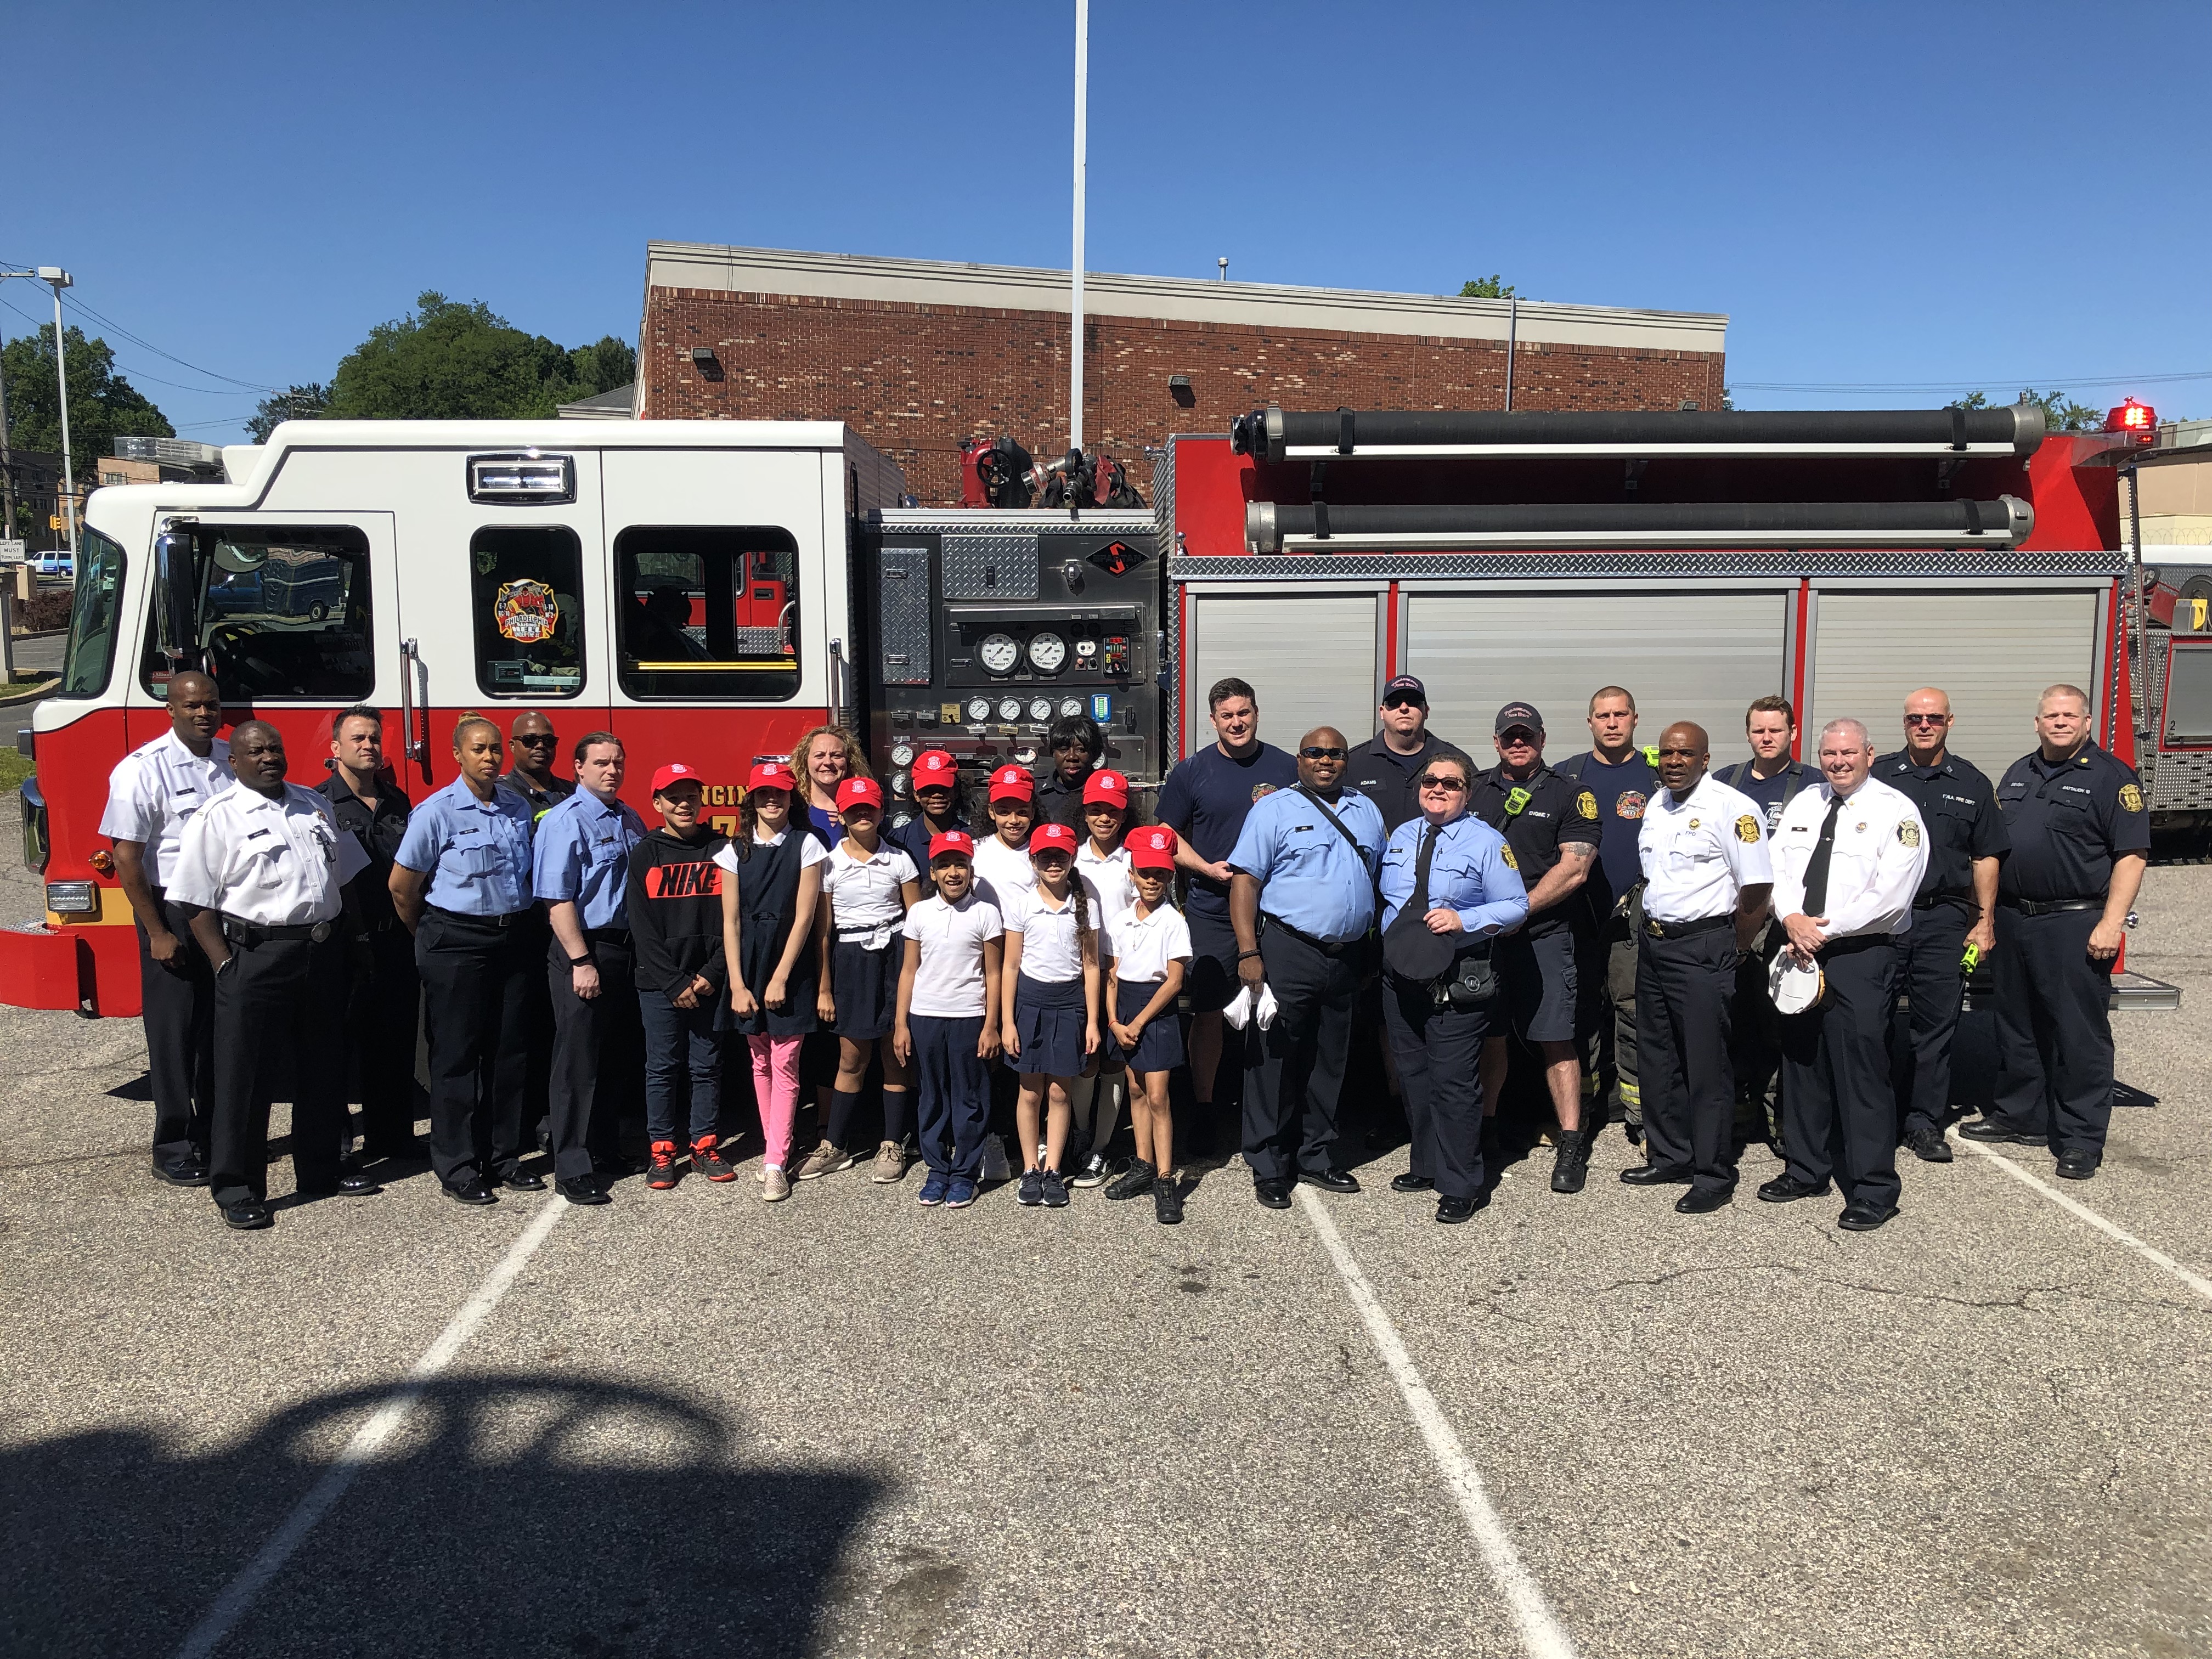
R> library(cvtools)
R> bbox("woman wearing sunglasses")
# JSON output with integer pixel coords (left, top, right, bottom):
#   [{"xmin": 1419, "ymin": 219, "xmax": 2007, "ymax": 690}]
[{"xmin": 1376, "ymin": 748, "xmax": 1528, "ymax": 1224}]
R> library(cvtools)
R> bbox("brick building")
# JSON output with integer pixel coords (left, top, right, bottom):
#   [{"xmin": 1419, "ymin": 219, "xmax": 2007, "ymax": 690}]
[{"xmin": 636, "ymin": 242, "xmax": 1728, "ymax": 505}]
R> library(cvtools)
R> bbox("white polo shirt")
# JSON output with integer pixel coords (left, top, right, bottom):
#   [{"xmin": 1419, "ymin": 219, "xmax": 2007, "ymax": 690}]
[
  {"xmin": 1637, "ymin": 772, "xmax": 1773, "ymax": 924},
  {"xmin": 710, "ymin": 826, "xmax": 829, "ymax": 877},
  {"xmin": 167, "ymin": 779, "xmax": 369, "ymax": 927},
  {"xmin": 820, "ymin": 840, "xmax": 917, "ymax": 949},
  {"xmin": 1769, "ymin": 775, "xmax": 1929, "ymax": 943},
  {"xmin": 970, "ymin": 832, "xmax": 1037, "ymax": 913},
  {"xmin": 1106, "ymin": 901, "xmax": 1194, "ymax": 986},
  {"xmin": 1005, "ymin": 882, "xmax": 1093, "ymax": 984},
  {"xmin": 1076, "ymin": 838, "xmax": 1137, "ymax": 924},
  {"xmin": 902, "ymin": 892, "xmax": 1005, "ymax": 1017},
  {"xmin": 99, "ymin": 730, "xmax": 234, "ymax": 888}
]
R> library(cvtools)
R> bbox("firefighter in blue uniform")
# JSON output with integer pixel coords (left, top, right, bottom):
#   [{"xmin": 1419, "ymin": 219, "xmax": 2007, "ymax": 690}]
[{"xmin": 1958, "ymin": 685, "xmax": 2148, "ymax": 1181}]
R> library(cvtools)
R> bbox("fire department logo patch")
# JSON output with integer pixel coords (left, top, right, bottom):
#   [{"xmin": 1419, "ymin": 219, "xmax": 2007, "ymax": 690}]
[
  {"xmin": 493, "ymin": 579, "xmax": 560, "ymax": 644},
  {"xmin": 1735, "ymin": 815, "xmax": 1759, "ymax": 844},
  {"xmin": 1252, "ymin": 783, "xmax": 1279, "ymax": 803},
  {"xmin": 1899, "ymin": 819, "xmax": 1922, "ymax": 848},
  {"xmin": 2120, "ymin": 783, "xmax": 2145, "ymax": 812},
  {"xmin": 1576, "ymin": 791, "xmax": 1599, "ymax": 821},
  {"xmin": 1615, "ymin": 791, "xmax": 1646, "ymax": 820},
  {"xmin": 1500, "ymin": 845, "xmax": 1519, "ymax": 870}
]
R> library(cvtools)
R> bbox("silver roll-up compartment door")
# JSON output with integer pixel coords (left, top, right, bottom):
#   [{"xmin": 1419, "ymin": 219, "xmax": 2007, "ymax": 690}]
[{"xmin": 1182, "ymin": 590, "xmax": 1379, "ymax": 757}]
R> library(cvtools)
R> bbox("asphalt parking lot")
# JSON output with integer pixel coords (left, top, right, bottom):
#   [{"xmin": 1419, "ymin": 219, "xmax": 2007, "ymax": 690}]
[{"xmin": 2, "ymin": 793, "xmax": 2207, "ymax": 1659}]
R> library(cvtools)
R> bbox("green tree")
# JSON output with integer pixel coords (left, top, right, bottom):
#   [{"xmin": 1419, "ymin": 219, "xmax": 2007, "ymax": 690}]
[
  {"xmin": 1, "ymin": 323, "xmax": 172, "ymax": 481},
  {"xmin": 246, "ymin": 382, "xmax": 330, "ymax": 442},
  {"xmin": 2015, "ymin": 386, "xmax": 2104, "ymax": 432},
  {"xmin": 326, "ymin": 292, "xmax": 630, "ymax": 421},
  {"xmin": 561, "ymin": 336, "xmax": 635, "ymax": 400},
  {"xmin": 1459, "ymin": 275, "xmax": 1516, "ymax": 299}
]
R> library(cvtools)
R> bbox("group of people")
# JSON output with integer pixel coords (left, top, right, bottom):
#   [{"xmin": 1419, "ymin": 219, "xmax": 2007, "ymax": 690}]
[{"xmin": 104, "ymin": 659, "xmax": 2149, "ymax": 1236}]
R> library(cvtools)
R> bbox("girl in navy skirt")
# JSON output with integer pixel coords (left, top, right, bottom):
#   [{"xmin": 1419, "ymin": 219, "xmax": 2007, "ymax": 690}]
[
  {"xmin": 1000, "ymin": 821, "xmax": 1101, "ymax": 1209},
  {"xmin": 803, "ymin": 776, "xmax": 919, "ymax": 1181},
  {"xmin": 1069, "ymin": 768, "xmax": 1136, "ymax": 1187},
  {"xmin": 1104, "ymin": 825, "xmax": 1194, "ymax": 1224}
]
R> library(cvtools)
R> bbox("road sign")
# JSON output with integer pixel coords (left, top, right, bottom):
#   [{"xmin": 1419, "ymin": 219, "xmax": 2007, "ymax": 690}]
[{"xmin": 0, "ymin": 540, "xmax": 22, "ymax": 562}]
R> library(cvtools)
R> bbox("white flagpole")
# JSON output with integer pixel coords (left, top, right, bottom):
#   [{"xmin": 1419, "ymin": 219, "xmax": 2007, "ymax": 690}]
[{"xmin": 1070, "ymin": 0, "xmax": 1088, "ymax": 454}]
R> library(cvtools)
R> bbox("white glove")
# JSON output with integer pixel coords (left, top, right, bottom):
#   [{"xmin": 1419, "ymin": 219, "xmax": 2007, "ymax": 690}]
[
  {"xmin": 1221, "ymin": 986, "xmax": 1253, "ymax": 1030},
  {"xmin": 1253, "ymin": 983, "xmax": 1279, "ymax": 1030}
]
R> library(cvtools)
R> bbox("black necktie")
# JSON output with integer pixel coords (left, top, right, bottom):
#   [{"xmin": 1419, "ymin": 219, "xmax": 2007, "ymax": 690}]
[{"xmin": 1802, "ymin": 794, "xmax": 1845, "ymax": 915}]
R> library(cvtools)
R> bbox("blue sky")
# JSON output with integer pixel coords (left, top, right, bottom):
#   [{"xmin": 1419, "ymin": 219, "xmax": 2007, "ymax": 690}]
[{"xmin": 5, "ymin": 0, "xmax": 2204, "ymax": 443}]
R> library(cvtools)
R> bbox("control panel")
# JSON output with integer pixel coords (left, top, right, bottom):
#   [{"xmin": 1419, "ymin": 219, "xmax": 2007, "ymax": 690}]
[{"xmin": 860, "ymin": 509, "xmax": 1161, "ymax": 814}]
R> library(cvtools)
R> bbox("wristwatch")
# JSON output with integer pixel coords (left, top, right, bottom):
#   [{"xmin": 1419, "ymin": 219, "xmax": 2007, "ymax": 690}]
[{"xmin": 569, "ymin": 953, "xmax": 596, "ymax": 968}]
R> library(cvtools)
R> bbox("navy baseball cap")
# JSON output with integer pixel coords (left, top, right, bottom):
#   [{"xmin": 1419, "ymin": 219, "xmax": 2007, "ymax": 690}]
[
  {"xmin": 1494, "ymin": 702, "xmax": 1545, "ymax": 736},
  {"xmin": 1382, "ymin": 675, "xmax": 1427, "ymax": 707}
]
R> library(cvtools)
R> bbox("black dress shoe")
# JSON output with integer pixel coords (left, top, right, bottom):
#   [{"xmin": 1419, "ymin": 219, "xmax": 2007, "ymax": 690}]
[
  {"xmin": 1956, "ymin": 1117, "xmax": 2040, "ymax": 1146},
  {"xmin": 1757, "ymin": 1173, "xmax": 1831, "ymax": 1204},
  {"xmin": 556, "ymin": 1176, "xmax": 611, "ymax": 1206},
  {"xmin": 501, "ymin": 1171, "xmax": 548, "ymax": 1193},
  {"xmin": 1901, "ymin": 1127, "xmax": 1954, "ymax": 1163},
  {"xmin": 444, "ymin": 1179, "xmax": 498, "ymax": 1206},
  {"xmin": 2055, "ymin": 1149, "xmax": 2100, "ymax": 1181},
  {"xmin": 219, "ymin": 1198, "xmax": 272, "ymax": 1231},
  {"xmin": 1390, "ymin": 1171, "xmax": 1435, "ymax": 1193},
  {"xmin": 1619, "ymin": 1163, "xmax": 1692, "ymax": 1186},
  {"xmin": 151, "ymin": 1156, "xmax": 210, "ymax": 1188},
  {"xmin": 1837, "ymin": 1200, "xmax": 1898, "ymax": 1231},
  {"xmin": 1435, "ymin": 1194, "xmax": 1482, "ymax": 1224},
  {"xmin": 300, "ymin": 1171, "xmax": 383, "ymax": 1199},
  {"xmin": 1675, "ymin": 1187, "xmax": 1733, "ymax": 1214},
  {"xmin": 1301, "ymin": 1169, "xmax": 1361, "ymax": 1195},
  {"xmin": 1252, "ymin": 1177, "xmax": 1294, "ymax": 1210}
]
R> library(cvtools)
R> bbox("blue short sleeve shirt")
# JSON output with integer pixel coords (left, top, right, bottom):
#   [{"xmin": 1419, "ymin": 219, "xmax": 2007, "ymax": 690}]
[
  {"xmin": 394, "ymin": 778, "xmax": 537, "ymax": 916},
  {"xmin": 1227, "ymin": 783, "xmax": 1386, "ymax": 944},
  {"xmin": 532, "ymin": 789, "xmax": 647, "ymax": 930},
  {"xmin": 1379, "ymin": 814, "xmax": 1529, "ymax": 936}
]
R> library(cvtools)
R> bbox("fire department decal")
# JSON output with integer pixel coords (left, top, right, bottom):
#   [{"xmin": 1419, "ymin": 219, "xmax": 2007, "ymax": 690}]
[
  {"xmin": 1615, "ymin": 792, "xmax": 1646, "ymax": 820},
  {"xmin": 2120, "ymin": 783, "xmax": 2145, "ymax": 812},
  {"xmin": 493, "ymin": 579, "xmax": 560, "ymax": 644},
  {"xmin": 1576, "ymin": 791, "xmax": 1599, "ymax": 820},
  {"xmin": 1736, "ymin": 815, "xmax": 1760, "ymax": 844},
  {"xmin": 1252, "ymin": 783, "xmax": 1279, "ymax": 803}
]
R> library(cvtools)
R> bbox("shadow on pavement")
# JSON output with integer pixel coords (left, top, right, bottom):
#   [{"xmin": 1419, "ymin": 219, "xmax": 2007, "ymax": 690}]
[{"xmin": 0, "ymin": 1373, "xmax": 884, "ymax": 1658}]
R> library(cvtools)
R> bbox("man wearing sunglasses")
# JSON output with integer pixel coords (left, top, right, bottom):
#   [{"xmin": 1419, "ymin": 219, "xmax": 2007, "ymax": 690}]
[
  {"xmin": 497, "ymin": 710, "xmax": 574, "ymax": 1159},
  {"xmin": 1227, "ymin": 726, "xmax": 1386, "ymax": 1207},
  {"xmin": 1875, "ymin": 688, "xmax": 2008, "ymax": 1164},
  {"xmin": 1469, "ymin": 702, "xmax": 1601, "ymax": 1193},
  {"xmin": 1348, "ymin": 675, "xmax": 1447, "ymax": 834}
]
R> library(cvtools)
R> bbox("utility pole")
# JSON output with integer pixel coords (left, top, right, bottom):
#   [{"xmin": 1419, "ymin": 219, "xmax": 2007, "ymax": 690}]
[
  {"xmin": 1069, "ymin": 0, "xmax": 1088, "ymax": 455},
  {"xmin": 40, "ymin": 270, "xmax": 76, "ymax": 555},
  {"xmin": 0, "ymin": 328, "xmax": 16, "ymax": 542}
]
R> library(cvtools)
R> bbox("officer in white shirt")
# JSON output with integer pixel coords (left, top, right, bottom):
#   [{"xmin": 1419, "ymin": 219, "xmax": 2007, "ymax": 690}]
[
  {"xmin": 99, "ymin": 670, "xmax": 234, "ymax": 1186},
  {"xmin": 168, "ymin": 721, "xmax": 372, "ymax": 1230},
  {"xmin": 1626, "ymin": 721, "xmax": 1774, "ymax": 1211},
  {"xmin": 1759, "ymin": 718, "xmax": 1929, "ymax": 1231}
]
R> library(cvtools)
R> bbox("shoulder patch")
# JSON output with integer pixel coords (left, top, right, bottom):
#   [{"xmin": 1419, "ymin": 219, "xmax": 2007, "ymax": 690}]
[
  {"xmin": 2120, "ymin": 782, "xmax": 2145, "ymax": 813},
  {"xmin": 1576, "ymin": 790, "xmax": 1599, "ymax": 821},
  {"xmin": 1499, "ymin": 845, "xmax": 1518, "ymax": 871},
  {"xmin": 1735, "ymin": 815, "xmax": 1759, "ymax": 844},
  {"xmin": 1252, "ymin": 783, "xmax": 1278, "ymax": 803},
  {"xmin": 1898, "ymin": 819, "xmax": 1921, "ymax": 848}
]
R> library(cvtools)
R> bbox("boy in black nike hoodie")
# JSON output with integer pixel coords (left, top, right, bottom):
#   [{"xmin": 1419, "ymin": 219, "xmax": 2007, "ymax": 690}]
[{"xmin": 625, "ymin": 762, "xmax": 732, "ymax": 1189}]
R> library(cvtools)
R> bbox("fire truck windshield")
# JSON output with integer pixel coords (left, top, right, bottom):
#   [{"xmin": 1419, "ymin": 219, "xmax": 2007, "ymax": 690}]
[{"xmin": 57, "ymin": 528, "xmax": 125, "ymax": 699}]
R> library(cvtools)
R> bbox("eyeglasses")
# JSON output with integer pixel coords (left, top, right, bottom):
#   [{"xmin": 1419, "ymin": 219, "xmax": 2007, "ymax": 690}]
[
  {"xmin": 1298, "ymin": 746, "xmax": 1346, "ymax": 760},
  {"xmin": 1417, "ymin": 775, "xmax": 1468, "ymax": 791},
  {"xmin": 513, "ymin": 733, "xmax": 556, "ymax": 746},
  {"xmin": 1498, "ymin": 730, "xmax": 1539, "ymax": 746},
  {"xmin": 1904, "ymin": 714, "xmax": 1948, "ymax": 726}
]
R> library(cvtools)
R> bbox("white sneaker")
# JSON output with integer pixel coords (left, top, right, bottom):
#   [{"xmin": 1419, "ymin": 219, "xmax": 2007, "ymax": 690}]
[
  {"xmin": 1070, "ymin": 1153, "xmax": 1109, "ymax": 1189},
  {"xmin": 761, "ymin": 1165, "xmax": 790, "ymax": 1202}
]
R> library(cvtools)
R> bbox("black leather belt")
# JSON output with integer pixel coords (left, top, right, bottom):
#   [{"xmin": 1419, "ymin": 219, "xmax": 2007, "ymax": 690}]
[
  {"xmin": 1914, "ymin": 893, "xmax": 1972, "ymax": 910},
  {"xmin": 584, "ymin": 926, "xmax": 631, "ymax": 944},
  {"xmin": 1262, "ymin": 914, "xmax": 1367, "ymax": 957},
  {"xmin": 2003, "ymin": 898, "xmax": 2101, "ymax": 917},
  {"xmin": 427, "ymin": 905, "xmax": 531, "ymax": 929},
  {"xmin": 221, "ymin": 913, "xmax": 336, "ymax": 945},
  {"xmin": 1644, "ymin": 912, "xmax": 1734, "ymax": 940}
]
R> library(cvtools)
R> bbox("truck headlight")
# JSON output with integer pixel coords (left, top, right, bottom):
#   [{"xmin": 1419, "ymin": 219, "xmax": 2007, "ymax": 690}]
[{"xmin": 44, "ymin": 881, "xmax": 96, "ymax": 915}]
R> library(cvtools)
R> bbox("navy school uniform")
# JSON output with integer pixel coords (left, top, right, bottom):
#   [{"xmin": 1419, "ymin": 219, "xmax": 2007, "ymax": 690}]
[
  {"xmin": 713, "ymin": 829, "xmax": 826, "ymax": 1037},
  {"xmin": 902, "ymin": 892, "xmax": 1005, "ymax": 1177},
  {"xmin": 1105, "ymin": 899, "xmax": 1194, "ymax": 1075},
  {"xmin": 1005, "ymin": 881, "xmax": 1097, "ymax": 1079},
  {"xmin": 820, "ymin": 841, "xmax": 918, "ymax": 1041}
]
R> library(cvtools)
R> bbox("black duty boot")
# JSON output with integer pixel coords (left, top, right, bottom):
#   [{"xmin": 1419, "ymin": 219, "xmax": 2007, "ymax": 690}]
[{"xmin": 1550, "ymin": 1129, "xmax": 1590, "ymax": 1194}]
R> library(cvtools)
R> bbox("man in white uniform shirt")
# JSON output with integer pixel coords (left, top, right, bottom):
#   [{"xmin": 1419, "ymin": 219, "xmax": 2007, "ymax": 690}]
[
  {"xmin": 170, "ymin": 721, "xmax": 373, "ymax": 1230},
  {"xmin": 100, "ymin": 670, "xmax": 234, "ymax": 1186},
  {"xmin": 1626, "ymin": 721, "xmax": 1773, "ymax": 1212},
  {"xmin": 1758, "ymin": 718, "xmax": 1929, "ymax": 1231}
]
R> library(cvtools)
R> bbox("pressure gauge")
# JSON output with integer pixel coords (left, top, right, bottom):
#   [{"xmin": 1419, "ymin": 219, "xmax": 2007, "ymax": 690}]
[
  {"xmin": 997, "ymin": 696, "xmax": 1024, "ymax": 721},
  {"xmin": 966, "ymin": 697, "xmax": 992, "ymax": 723},
  {"xmin": 890, "ymin": 743, "xmax": 915, "ymax": 766},
  {"xmin": 1074, "ymin": 638, "xmax": 1098, "ymax": 659},
  {"xmin": 1059, "ymin": 697, "xmax": 1084, "ymax": 718},
  {"xmin": 978, "ymin": 632, "xmax": 1020, "ymax": 675},
  {"xmin": 1026, "ymin": 631, "xmax": 1068, "ymax": 673},
  {"xmin": 1014, "ymin": 746, "xmax": 1039, "ymax": 765},
  {"xmin": 890, "ymin": 770, "xmax": 911, "ymax": 798},
  {"xmin": 1028, "ymin": 696, "xmax": 1054, "ymax": 721}
]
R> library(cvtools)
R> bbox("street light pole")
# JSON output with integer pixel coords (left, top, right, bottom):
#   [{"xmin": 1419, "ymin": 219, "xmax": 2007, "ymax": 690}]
[
  {"xmin": 1069, "ymin": 0, "xmax": 1087, "ymax": 455},
  {"xmin": 39, "ymin": 269, "xmax": 76, "ymax": 555}
]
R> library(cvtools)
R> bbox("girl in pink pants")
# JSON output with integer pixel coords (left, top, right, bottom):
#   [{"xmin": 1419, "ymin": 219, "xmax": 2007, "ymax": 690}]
[{"xmin": 716, "ymin": 762, "xmax": 826, "ymax": 1202}]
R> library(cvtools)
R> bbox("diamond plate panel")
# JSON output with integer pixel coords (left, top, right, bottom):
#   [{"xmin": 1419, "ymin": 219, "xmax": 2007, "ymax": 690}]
[
  {"xmin": 1171, "ymin": 548, "xmax": 2129, "ymax": 582},
  {"xmin": 876, "ymin": 544, "xmax": 933, "ymax": 686},
  {"xmin": 942, "ymin": 533, "xmax": 1039, "ymax": 599}
]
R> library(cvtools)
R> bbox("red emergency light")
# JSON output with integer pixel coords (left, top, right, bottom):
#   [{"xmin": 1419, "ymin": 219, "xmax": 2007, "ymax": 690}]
[{"xmin": 2106, "ymin": 398, "xmax": 2157, "ymax": 443}]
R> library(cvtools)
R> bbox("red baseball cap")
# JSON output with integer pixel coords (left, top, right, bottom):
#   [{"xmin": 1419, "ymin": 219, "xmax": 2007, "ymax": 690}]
[
  {"xmin": 911, "ymin": 750, "xmax": 958, "ymax": 790},
  {"xmin": 1082, "ymin": 769, "xmax": 1131, "ymax": 808},
  {"xmin": 1029, "ymin": 822, "xmax": 1078, "ymax": 857},
  {"xmin": 836, "ymin": 776, "xmax": 884, "ymax": 811},
  {"xmin": 651, "ymin": 762, "xmax": 703, "ymax": 794},
  {"xmin": 746, "ymin": 761, "xmax": 798, "ymax": 793},
  {"xmin": 988, "ymin": 764, "xmax": 1035, "ymax": 802},
  {"xmin": 928, "ymin": 830, "xmax": 975, "ymax": 861},
  {"xmin": 1129, "ymin": 825, "xmax": 1179, "ymax": 871}
]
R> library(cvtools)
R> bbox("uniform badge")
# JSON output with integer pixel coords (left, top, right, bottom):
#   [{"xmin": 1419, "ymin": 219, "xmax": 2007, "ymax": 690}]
[
  {"xmin": 1734, "ymin": 815, "xmax": 1759, "ymax": 844},
  {"xmin": 1576, "ymin": 791, "xmax": 1599, "ymax": 820},
  {"xmin": 1251, "ymin": 783, "xmax": 1278, "ymax": 802},
  {"xmin": 493, "ymin": 579, "xmax": 560, "ymax": 644},
  {"xmin": 1898, "ymin": 819, "xmax": 1921, "ymax": 848},
  {"xmin": 1500, "ymin": 845, "xmax": 1519, "ymax": 870},
  {"xmin": 1688, "ymin": 818, "xmax": 1701, "ymax": 830},
  {"xmin": 1617, "ymin": 791, "xmax": 1646, "ymax": 820},
  {"xmin": 2120, "ymin": 782, "xmax": 2145, "ymax": 812},
  {"xmin": 1855, "ymin": 822, "xmax": 1866, "ymax": 833}
]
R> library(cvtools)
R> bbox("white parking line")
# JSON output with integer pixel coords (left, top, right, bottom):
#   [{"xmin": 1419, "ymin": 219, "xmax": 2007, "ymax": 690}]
[
  {"xmin": 1296, "ymin": 1186, "xmax": 1578, "ymax": 1659},
  {"xmin": 1956, "ymin": 1139, "xmax": 2212, "ymax": 1305},
  {"xmin": 171, "ymin": 1196, "xmax": 571, "ymax": 1659}
]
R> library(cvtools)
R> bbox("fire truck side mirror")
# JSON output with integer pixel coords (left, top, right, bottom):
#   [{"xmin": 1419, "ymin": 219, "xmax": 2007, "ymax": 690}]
[{"xmin": 154, "ymin": 528, "xmax": 200, "ymax": 668}]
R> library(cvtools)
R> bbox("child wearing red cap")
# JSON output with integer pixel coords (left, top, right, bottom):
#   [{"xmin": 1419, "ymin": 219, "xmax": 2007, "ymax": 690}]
[
  {"xmin": 893, "ymin": 831, "xmax": 1005, "ymax": 1207},
  {"xmin": 884, "ymin": 749, "xmax": 972, "ymax": 876},
  {"xmin": 971, "ymin": 764, "xmax": 1037, "ymax": 912},
  {"xmin": 714, "ymin": 761, "xmax": 825, "ymax": 1202},
  {"xmin": 1000, "ymin": 821, "xmax": 1101, "ymax": 1208},
  {"xmin": 1067, "ymin": 767, "xmax": 1138, "ymax": 1187},
  {"xmin": 624, "ymin": 764, "xmax": 734, "ymax": 1189},
  {"xmin": 802, "ymin": 775, "xmax": 921, "ymax": 1181},
  {"xmin": 1103, "ymin": 825, "xmax": 1194, "ymax": 1223}
]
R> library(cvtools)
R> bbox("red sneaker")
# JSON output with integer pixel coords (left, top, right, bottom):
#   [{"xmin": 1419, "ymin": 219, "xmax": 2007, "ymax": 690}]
[
  {"xmin": 692, "ymin": 1136, "xmax": 737, "ymax": 1183},
  {"xmin": 647, "ymin": 1140, "xmax": 680, "ymax": 1190}
]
